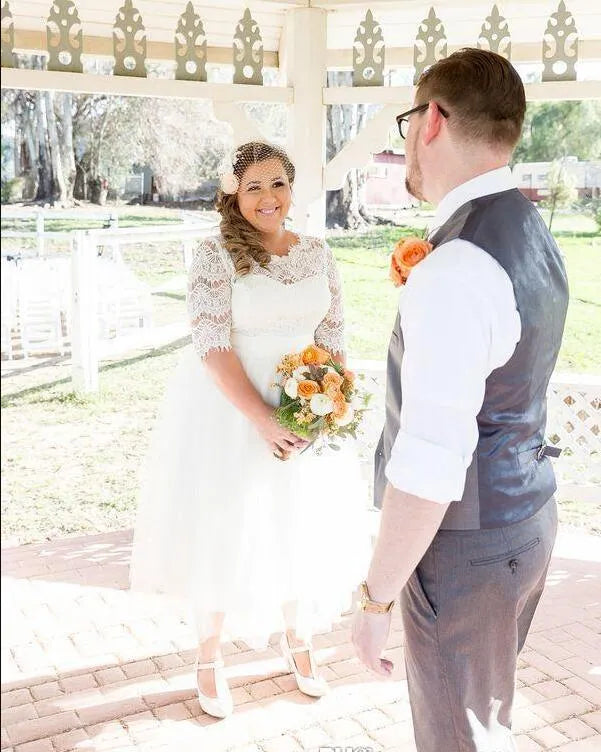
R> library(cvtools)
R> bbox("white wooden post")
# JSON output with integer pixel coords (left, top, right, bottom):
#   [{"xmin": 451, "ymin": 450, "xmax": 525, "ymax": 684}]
[
  {"xmin": 109, "ymin": 212, "xmax": 121, "ymax": 263},
  {"xmin": 281, "ymin": 7, "xmax": 328, "ymax": 237},
  {"xmin": 71, "ymin": 230, "xmax": 99, "ymax": 393},
  {"xmin": 182, "ymin": 241, "xmax": 194, "ymax": 271},
  {"xmin": 36, "ymin": 211, "xmax": 44, "ymax": 256}
]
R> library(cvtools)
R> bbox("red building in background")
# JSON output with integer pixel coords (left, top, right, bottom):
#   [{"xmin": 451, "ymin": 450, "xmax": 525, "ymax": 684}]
[
  {"xmin": 364, "ymin": 150, "xmax": 417, "ymax": 211},
  {"xmin": 366, "ymin": 152, "xmax": 601, "ymax": 209}
]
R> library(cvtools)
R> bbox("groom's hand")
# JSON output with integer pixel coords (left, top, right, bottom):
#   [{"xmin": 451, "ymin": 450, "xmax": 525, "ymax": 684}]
[{"xmin": 351, "ymin": 609, "xmax": 394, "ymax": 677}]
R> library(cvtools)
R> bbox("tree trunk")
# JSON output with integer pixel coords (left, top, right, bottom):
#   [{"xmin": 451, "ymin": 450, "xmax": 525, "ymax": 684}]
[
  {"xmin": 34, "ymin": 90, "xmax": 53, "ymax": 201},
  {"xmin": 30, "ymin": 55, "xmax": 53, "ymax": 201},
  {"xmin": 22, "ymin": 114, "xmax": 39, "ymax": 199},
  {"xmin": 88, "ymin": 102, "xmax": 112, "ymax": 204},
  {"xmin": 59, "ymin": 93, "xmax": 76, "ymax": 202},
  {"xmin": 325, "ymin": 71, "xmax": 369, "ymax": 229},
  {"xmin": 44, "ymin": 90, "xmax": 68, "ymax": 204},
  {"xmin": 548, "ymin": 194, "xmax": 557, "ymax": 232},
  {"xmin": 73, "ymin": 163, "xmax": 87, "ymax": 200}
]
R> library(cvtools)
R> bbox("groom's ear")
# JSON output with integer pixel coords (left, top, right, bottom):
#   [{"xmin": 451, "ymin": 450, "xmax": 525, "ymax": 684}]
[{"xmin": 421, "ymin": 102, "xmax": 445, "ymax": 146}]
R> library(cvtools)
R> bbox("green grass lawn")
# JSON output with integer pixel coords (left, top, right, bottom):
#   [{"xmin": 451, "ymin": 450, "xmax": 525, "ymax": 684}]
[
  {"xmin": 1, "ymin": 340, "xmax": 186, "ymax": 543},
  {"xmin": 0, "ymin": 209, "xmax": 184, "ymax": 234},
  {"xmin": 330, "ymin": 221, "xmax": 601, "ymax": 371},
  {"xmin": 557, "ymin": 236, "xmax": 601, "ymax": 372},
  {"xmin": 1, "ymin": 211, "xmax": 599, "ymax": 544}
]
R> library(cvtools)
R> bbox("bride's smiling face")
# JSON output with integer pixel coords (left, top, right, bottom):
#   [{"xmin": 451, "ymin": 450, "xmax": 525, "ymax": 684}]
[{"xmin": 237, "ymin": 158, "xmax": 292, "ymax": 233}]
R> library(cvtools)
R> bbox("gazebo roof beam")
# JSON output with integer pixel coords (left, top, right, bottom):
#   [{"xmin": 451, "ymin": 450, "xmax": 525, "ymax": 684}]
[
  {"xmin": 2, "ymin": 67, "xmax": 293, "ymax": 102},
  {"xmin": 12, "ymin": 30, "xmax": 280, "ymax": 67},
  {"xmin": 326, "ymin": 40, "xmax": 601, "ymax": 69}
]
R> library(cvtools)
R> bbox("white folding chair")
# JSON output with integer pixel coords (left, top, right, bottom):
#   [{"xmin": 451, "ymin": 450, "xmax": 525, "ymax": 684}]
[
  {"xmin": 1, "ymin": 260, "xmax": 18, "ymax": 360},
  {"xmin": 18, "ymin": 260, "xmax": 65, "ymax": 357}
]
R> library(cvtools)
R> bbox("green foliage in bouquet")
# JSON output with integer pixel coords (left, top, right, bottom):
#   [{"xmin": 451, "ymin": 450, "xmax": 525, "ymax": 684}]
[
  {"xmin": 275, "ymin": 393, "xmax": 313, "ymax": 440},
  {"xmin": 274, "ymin": 357, "xmax": 372, "ymax": 449}
]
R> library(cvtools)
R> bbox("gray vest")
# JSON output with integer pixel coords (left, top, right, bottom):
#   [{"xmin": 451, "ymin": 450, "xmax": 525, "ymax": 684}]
[{"xmin": 374, "ymin": 189, "xmax": 569, "ymax": 530}]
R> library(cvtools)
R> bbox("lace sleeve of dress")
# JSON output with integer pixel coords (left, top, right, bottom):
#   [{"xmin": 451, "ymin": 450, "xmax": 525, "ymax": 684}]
[
  {"xmin": 187, "ymin": 237, "xmax": 233, "ymax": 359},
  {"xmin": 314, "ymin": 240, "xmax": 346, "ymax": 356}
]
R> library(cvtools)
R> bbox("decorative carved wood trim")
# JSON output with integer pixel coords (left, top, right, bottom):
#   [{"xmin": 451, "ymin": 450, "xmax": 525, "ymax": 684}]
[
  {"xmin": 113, "ymin": 0, "xmax": 147, "ymax": 78},
  {"xmin": 413, "ymin": 7, "xmax": 447, "ymax": 85},
  {"xmin": 1, "ymin": 1, "xmax": 15, "ymax": 68},
  {"xmin": 175, "ymin": 2, "xmax": 207, "ymax": 82},
  {"xmin": 478, "ymin": 4, "xmax": 511, "ymax": 60},
  {"xmin": 353, "ymin": 9, "xmax": 384, "ymax": 87},
  {"xmin": 542, "ymin": 1, "xmax": 578, "ymax": 82},
  {"xmin": 233, "ymin": 8, "xmax": 263, "ymax": 86},
  {"xmin": 47, "ymin": 0, "xmax": 83, "ymax": 73}
]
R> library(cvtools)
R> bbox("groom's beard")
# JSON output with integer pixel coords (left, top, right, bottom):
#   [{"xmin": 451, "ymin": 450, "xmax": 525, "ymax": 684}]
[
  {"xmin": 405, "ymin": 174, "xmax": 423, "ymax": 201},
  {"xmin": 405, "ymin": 145, "xmax": 425, "ymax": 202}
]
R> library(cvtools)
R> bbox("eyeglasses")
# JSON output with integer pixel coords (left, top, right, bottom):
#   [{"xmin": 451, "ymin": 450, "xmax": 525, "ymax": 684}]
[{"xmin": 396, "ymin": 102, "xmax": 449, "ymax": 139}]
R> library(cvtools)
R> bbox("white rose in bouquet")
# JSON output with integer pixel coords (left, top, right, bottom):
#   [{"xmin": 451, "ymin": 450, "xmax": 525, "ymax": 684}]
[
  {"xmin": 293, "ymin": 366, "xmax": 311, "ymax": 381},
  {"xmin": 284, "ymin": 378, "xmax": 299, "ymax": 399},
  {"xmin": 310, "ymin": 393, "xmax": 334, "ymax": 416}
]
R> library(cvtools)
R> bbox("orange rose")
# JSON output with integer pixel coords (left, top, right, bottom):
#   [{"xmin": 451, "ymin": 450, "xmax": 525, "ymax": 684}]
[
  {"xmin": 324, "ymin": 384, "xmax": 343, "ymax": 402},
  {"xmin": 297, "ymin": 380, "xmax": 320, "ymax": 399},
  {"xmin": 322, "ymin": 371, "xmax": 344, "ymax": 391},
  {"xmin": 390, "ymin": 237, "xmax": 432, "ymax": 287},
  {"xmin": 343, "ymin": 369, "xmax": 355, "ymax": 384},
  {"xmin": 301, "ymin": 344, "xmax": 331, "ymax": 366},
  {"xmin": 332, "ymin": 394, "xmax": 348, "ymax": 419}
]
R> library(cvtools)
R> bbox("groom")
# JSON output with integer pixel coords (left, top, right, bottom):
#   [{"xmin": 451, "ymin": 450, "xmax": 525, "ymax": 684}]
[{"xmin": 351, "ymin": 49, "xmax": 568, "ymax": 751}]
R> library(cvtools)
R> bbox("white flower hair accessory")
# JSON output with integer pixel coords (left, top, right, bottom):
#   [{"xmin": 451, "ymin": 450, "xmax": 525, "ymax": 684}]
[{"xmin": 217, "ymin": 147, "xmax": 240, "ymax": 194}]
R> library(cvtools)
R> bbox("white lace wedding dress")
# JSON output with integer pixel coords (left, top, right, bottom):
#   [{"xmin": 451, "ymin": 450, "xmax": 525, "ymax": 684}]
[{"xmin": 130, "ymin": 233, "xmax": 372, "ymax": 649}]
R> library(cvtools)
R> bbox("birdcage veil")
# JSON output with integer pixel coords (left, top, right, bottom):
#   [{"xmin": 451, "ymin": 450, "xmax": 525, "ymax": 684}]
[
  {"xmin": 215, "ymin": 141, "xmax": 296, "ymax": 277},
  {"xmin": 217, "ymin": 141, "xmax": 295, "ymax": 195}
]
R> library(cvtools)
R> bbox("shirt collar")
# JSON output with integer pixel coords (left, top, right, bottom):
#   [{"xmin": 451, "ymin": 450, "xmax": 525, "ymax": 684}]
[{"xmin": 431, "ymin": 166, "xmax": 517, "ymax": 232}]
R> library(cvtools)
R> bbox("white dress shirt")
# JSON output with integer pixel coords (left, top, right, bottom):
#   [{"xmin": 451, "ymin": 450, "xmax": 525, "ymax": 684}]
[{"xmin": 385, "ymin": 166, "xmax": 522, "ymax": 504}]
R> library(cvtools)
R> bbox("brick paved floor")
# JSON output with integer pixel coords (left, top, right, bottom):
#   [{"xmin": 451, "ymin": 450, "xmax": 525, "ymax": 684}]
[{"xmin": 1, "ymin": 526, "xmax": 599, "ymax": 752}]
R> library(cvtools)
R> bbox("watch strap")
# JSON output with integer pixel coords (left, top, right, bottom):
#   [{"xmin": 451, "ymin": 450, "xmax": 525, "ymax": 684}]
[{"xmin": 359, "ymin": 581, "xmax": 394, "ymax": 614}]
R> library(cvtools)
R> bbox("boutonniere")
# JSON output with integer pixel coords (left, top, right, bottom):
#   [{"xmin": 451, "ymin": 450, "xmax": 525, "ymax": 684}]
[{"xmin": 389, "ymin": 235, "xmax": 433, "ymax": 287}]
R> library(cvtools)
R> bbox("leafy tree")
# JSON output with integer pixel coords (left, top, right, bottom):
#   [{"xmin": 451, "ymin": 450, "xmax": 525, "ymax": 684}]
[
  {"xmin": 513, "ymin": 101, "xmax": 601, "ymax": 165},
  {"xmin": 542, "ymin": 160, "xmax": 577, "ymax": 231}
]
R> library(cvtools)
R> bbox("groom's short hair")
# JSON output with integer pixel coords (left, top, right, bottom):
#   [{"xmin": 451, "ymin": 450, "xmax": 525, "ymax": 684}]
[{"xmin": 416, "ymin": 48, "xmax": 526, "ymax": 149}]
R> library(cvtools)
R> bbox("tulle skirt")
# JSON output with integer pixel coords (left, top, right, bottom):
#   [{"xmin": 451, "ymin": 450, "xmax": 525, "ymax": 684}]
[{"xmin": 130, "ymin": 334, "xmax": 372, "ymax": 650}]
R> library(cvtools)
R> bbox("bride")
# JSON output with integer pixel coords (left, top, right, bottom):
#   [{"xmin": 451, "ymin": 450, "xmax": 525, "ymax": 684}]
[{"xmin": 130, "ymin": 141, "xmax": 371, "ymax": 718}]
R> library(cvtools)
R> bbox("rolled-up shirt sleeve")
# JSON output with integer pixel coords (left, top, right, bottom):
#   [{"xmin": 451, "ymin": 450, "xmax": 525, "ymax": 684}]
[{"xmin": 384, "ymin": 240, "xmax": 520, "ymax": 504}]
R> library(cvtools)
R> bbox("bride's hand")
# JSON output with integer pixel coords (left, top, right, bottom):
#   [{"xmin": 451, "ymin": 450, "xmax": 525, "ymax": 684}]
[{"xmin": 254, "ymin": 408, "xmax": 309, "ymax": 458}]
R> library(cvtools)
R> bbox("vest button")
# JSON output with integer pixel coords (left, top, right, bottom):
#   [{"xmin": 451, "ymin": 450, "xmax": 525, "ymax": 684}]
[{"xmin": 508, "ymin": 559, "xmax": 519, "ymax": 574}]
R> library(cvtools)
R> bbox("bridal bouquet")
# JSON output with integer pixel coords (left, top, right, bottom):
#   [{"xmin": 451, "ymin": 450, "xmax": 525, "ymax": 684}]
[{"xmin": 273, "ymin": 344, "xmax": 370, "ymax": 452}]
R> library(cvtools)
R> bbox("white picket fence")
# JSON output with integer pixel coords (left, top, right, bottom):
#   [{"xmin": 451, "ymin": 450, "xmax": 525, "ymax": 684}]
[
  {"xmin": 67, "ymin": 223, "xmax": 217, "ymax": 390},
  {"xmin": 1, "ymin": 216, "xmax": 218, "ymax": 374}
]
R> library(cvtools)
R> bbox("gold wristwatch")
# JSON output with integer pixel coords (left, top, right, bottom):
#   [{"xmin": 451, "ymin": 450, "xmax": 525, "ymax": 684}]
[{"xmin": 358, "ymin": 581, "xmax": 394, "ymax": 614}]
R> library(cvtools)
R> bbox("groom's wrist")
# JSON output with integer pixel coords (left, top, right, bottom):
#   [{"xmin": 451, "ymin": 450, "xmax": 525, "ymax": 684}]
[
  {"xmin": 365, "ymin": 575, "xmax": 395, "ymax": 604},
  {"xmin": 358, "ymin": 580, "xmax": 395, "ymax": 614}
]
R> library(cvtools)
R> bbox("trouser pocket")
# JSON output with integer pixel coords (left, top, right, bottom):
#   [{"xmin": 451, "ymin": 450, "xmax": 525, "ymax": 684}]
[
  {"xmin": 469, "ymin": 537, "xmax": 540, "ymax": 567},
  {"xmin": 406, "ymin": 565, "xmax": 438, "ymax": 619}
]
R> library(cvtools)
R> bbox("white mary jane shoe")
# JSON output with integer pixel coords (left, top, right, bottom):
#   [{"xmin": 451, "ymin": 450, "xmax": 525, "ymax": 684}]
[
  {"xmin": 279, "ymin": 633, "xmax": 329, "ymax": 698},
  {"xmin": 195, "ymin": 657, "xmax": 234, "ymax": 718}
]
